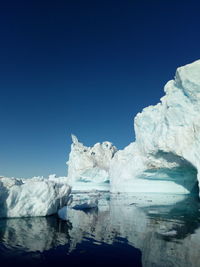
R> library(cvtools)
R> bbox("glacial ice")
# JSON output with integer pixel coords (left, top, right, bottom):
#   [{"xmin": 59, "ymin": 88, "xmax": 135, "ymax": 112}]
[
  {"xmin": 110, "ymin": 60, "xmax": 200, "ymax": 193},
  {"xmin": 0, "ymin": 176, "xmax": 71, "ymax": 218},
  {"xmin": 67, "ymin": 134, "xmax": 116, "ymax": 192},
  {"xmin": 67, "ymin": 60, "xmax": 200, "ymax": 195}
]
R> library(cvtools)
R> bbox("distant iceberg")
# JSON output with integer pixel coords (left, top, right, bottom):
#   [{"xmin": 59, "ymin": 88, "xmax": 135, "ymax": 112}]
[
  {"xmin": 67, "ymin": 134, "xmax": 116, "ymax": 192},
  {"xmin": 67, "ymin": 60, "xmax": 200, "ymax": 195}
]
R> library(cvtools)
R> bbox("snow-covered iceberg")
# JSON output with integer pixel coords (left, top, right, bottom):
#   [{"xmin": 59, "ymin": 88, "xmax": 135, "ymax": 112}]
[
  {"xmin": 0, "ymin": 176, "xmax": 71, "ymax": 218},
  {"xmin": 68, "ymin": 60, "xmax": 200, "ymax": 195}
]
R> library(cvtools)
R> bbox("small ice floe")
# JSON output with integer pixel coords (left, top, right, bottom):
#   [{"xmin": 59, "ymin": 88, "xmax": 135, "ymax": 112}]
[
  {"xmin": 58, "ymin": 206, "xmax": 68, "ymax": 220},
  {"xmin": 58, "ymin": 193, "xmax": 99, "ymax": 220},
  {"xmin": 160, "ymin": 230, "xmax": 177, "ymax": 236},
  {"xmin": 148, "ymin": 210, "xmax": 159, "ymax": 214},
  {"xmin": 68, "ymin": 192, "xmax": 99, "ymax": 210},
  {"xmin": 72, "ymin": 198, "xmax": 98, "ymax": 210}
]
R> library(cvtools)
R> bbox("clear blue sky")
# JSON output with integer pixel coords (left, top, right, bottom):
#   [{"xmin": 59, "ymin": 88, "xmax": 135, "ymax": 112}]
[{"xmin": 1, "ymin": 0, "xmax": 200, "ymax": 178}]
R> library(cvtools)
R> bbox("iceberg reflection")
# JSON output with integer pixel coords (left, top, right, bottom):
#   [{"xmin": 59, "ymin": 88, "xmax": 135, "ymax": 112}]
[
  {"xmin": 67, "ymin": 193, "xmax": 200, "ymax": 267},
  {"xmin": 0, "ymin": 216, "xmax": 71, "ymax": 252},
  {"xmin": 0, "ymin": 193, "xmax": 200, "ymax": 266}
]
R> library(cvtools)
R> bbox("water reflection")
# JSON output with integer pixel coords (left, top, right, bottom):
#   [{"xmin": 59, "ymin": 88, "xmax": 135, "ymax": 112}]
[
  {"xmin": 0, "ymin": 193, "xmax": 200, "ymax": 266},
  {"xmin": 0, "ymin": 216, "xmax": 71, "ymax": 252}
]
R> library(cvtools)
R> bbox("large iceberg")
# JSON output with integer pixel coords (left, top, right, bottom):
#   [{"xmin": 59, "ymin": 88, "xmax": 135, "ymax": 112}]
[
  {"xmin": 0, "ymin": 176, "xmax": 71, "ymax": 218},
  {"xmin": 110, "ymin": 60, "xmax": 200, "ymax": 193},
  {"xmin": 68, "ymin": 60, "xmax": 200, "ymax": 195}
]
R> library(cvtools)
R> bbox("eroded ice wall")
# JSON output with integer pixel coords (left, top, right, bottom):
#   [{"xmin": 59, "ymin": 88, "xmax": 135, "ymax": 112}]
[{"xmin": 110, "ymin": 60, "xmax": 200, "ymax": 193}]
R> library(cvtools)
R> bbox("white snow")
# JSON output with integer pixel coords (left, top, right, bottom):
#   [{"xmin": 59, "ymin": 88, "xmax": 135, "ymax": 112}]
[{"xmin": 0, "ymin": 176, "xmax": 71, "ymax": 218}]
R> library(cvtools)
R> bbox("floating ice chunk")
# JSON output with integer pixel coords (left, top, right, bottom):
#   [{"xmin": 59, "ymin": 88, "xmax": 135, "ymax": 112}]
[
  {"xmin": 69, "ymin": 193, "xmax": 99, "ymax": 210},
  {"xmin": 160, "ymin": 230, "xmax": 177, "ymax": 236},
  {"xmin": 72, "ymin": 199, "xmax": 98, "ymax": 210},
  {"xmin": 58, "ymin": 192, "xmax": 101, "ymax": 220},
  {"xmin": 0, "ymin": 176, "xmax": 71, "ymax": 218},
  {"xmin": 58, "ymin": 206, "xmax": 68, "ymax": 220}
]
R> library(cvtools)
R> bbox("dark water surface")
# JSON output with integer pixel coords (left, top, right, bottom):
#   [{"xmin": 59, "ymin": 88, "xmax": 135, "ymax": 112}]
[{"xmin": 0, "ymin": 193, "xmax": 200, "ymax": 267}]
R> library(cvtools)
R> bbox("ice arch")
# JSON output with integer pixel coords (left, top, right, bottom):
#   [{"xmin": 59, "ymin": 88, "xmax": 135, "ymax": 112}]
[
  {"xmin": 68, "ymin": 60, "xmax": 200, "ymax": 196},
  {"xmin": 141, "ymin": 151, "xmax": 199, "ymax": 195},
  {"xmin": 109, "ymin": 60, "xmax": 200, "ymax": 195},
  {"xmin": 109, "ymin": 148, "xmax": 199, "ymax": 195}
]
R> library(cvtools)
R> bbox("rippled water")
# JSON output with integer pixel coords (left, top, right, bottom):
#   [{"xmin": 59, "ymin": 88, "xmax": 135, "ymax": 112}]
[{"xmin": 0, "ymin": 193, "xmax": 200, "ymax": 267}]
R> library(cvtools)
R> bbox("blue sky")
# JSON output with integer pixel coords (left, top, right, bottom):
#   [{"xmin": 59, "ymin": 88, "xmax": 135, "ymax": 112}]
[{"xmin": 1, "ymin": 0, "xmax": 200, "ymax": 177}]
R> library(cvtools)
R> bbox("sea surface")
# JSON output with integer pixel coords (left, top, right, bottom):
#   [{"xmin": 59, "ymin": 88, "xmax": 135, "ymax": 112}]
[{"xmin": 0, "ymin": 192, "xmax": 200, "ymax": 267}]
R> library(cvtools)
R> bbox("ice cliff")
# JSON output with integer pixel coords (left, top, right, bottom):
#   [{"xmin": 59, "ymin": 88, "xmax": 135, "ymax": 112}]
[
  {"xmin": 68, "ymin": 60, "xmax": 200, "ymax": 195},
  {"xmin": 0, "ymin": 176, "xmax": 71, "ymax": 218}
]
